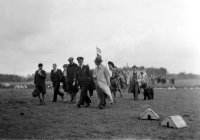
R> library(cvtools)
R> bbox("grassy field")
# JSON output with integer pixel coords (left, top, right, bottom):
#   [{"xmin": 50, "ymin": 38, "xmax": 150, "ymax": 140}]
[{"xmin": 0, "ymin": 79, "xmax": 200, "ymax": 139}]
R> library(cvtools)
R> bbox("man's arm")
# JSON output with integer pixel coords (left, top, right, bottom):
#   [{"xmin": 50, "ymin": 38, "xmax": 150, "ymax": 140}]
[
  {"xmin": 58, "ymin": 69, "xmax": 64, "ymax": 83},
  {"xmin": 34, "ymin": 71, "xmax": 37, "ymax": 84},
  {"xmin": 59, "ymin": 69, "xmax": 63, "ymax": 77},
  {"xmin": 93, "ymin": 68, "xmax": 97, "ymax": 79},
  {"xmin": 39, "ymin": 70, "xmax": 46, "ymax": 79},
  {"xmin": 73, "ymin": 65, "xmax": 79, "ymax": 84},
  {"xmin": 104, "ymin": 66, "xmax": 111, "ymax": 86},
  {"xmin": 137, "ymin": 71, "xmax": 142, "ymax": 84},
  {"xmin": 50, "ymin": 70, "xmax": 53, "ymax": 82},
  {"xmin": 85, "ymin": 65, "xmax": 92, "ymax": 80},
  {"xmin": 145, "ymin": 73, "xmax": 149, "ymax": 85},
  {"xmin": 127, "ymin": 71, "xmax": 134, "ymax": 86}
]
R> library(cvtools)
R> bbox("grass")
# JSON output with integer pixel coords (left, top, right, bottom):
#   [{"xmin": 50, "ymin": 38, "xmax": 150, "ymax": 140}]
[{"xmin": 0, "ymin": 79, "xmax": 200, "ymax": 139}]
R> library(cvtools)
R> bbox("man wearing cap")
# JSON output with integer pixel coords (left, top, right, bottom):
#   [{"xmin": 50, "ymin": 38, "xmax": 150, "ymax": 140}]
[
  {"xmin": 127, "ymin": 65, "xmax": 142, "ymax": 100},
  {"xmin": 34, "ymin": 63, "xmax": 46, "ymax": 105},
  {"xmin": 93, "ymin": 57, "xmax": 114, "ymax": 109},
  {"xmin": 75, "ymin": 56, "xmax": 92, "ymax": 107},
  {"xmin": 67, "ymin": 57, "xmax": 79, "ymax": 103},
  {"xmin": 50, "ymin": 63, "xmax": 64, "ymax": 102}
]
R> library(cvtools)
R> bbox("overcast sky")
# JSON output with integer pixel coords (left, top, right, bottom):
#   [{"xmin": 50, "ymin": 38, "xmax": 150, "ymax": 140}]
[{"xmin": 0, "ymin": 0, "xmax": 200, "ymax": 75}]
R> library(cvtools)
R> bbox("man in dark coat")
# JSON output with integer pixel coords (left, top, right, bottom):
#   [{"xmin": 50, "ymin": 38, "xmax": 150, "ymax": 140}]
[
  {"xmin": 34, "ymin": 63, "xmax": 46, "ymax": 106},
  {"xmin": 75, "ymin": 57, "xmax": 92, "ymax": 108},
  {"xmin": 50, "ymin": 63, "xmax": 64, "ymax": 102},
  {"xmin": 67, "ymin": 57, "xmax": 79, "ymax": 104}
]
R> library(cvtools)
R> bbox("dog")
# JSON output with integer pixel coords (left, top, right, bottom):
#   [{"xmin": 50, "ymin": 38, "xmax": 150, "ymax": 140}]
[
  {"xmin": 143, "ymin": 86, "xmax": 154, "ymax": 100},
  {"xmin": 32, "ymin": 88, "xmax": 40, "ymax": 97}
]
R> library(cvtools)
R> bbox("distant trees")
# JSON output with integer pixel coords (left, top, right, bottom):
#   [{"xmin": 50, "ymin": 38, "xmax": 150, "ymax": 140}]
[
  {"xmin": 0, "ymin": 74, "xmax": 24, "ymax": 82},
  {"xmin": 176, "ymin": 72, "xmax": 200, "ymax": 79},
  {"xmin": 146, "ymin": 67, "xmax": 168, "ymax": 76},
  {"xmin": 119, "ymin": 66, "xmax": 168, "ymax": 76},
  {"xmin": 119, "ymin": 66, "xmax": 199, "ymax": 80},
  {"xmin": 25, "ymin": 74, "xmax": 34, "ymax": 82},
  {"xmin": 0, "ymin": 67, "xmax": 199, "ymax": 82},
  {"xmin": 0, "ymin": 72, "xmax": 51, "ymax": 82}
]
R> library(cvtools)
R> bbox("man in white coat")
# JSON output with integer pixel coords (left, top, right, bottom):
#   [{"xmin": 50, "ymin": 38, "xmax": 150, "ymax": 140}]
[{"xmin": 93, "ymin": 57, "xmax": 114, "ymax": 109}]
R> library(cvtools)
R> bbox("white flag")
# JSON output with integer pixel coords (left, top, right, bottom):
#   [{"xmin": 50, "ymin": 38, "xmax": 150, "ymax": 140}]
[{"xmin": 96, "ymin": 47, "xmax": 101, "ymax": 57}]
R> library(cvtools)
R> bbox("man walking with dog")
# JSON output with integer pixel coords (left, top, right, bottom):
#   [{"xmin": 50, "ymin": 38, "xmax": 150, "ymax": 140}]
[{"xmin": 127, "ymin": 65, "xmax": 142, "ymax": 100}]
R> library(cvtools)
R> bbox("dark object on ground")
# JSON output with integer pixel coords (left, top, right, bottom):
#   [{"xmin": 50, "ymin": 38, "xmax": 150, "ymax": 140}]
[
  {"xmin": 32, "ymin": 88, "xmax": 40, "ymax": 97},
  {"xmin": 20, "ymin": 112, "xmax": 24, "ymax": 116},
  {"xmin": 7, "ymin": 100, "xmax": 27, "ymax": 105},
  {"xmin": 144, "ymin": 86, "xmax": 154, "ymax": 100}
]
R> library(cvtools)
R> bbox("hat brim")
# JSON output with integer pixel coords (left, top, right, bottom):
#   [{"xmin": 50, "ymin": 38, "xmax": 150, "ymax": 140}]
[
  {"xmin": 38, "ymin": 64, "xmax": 43, "ymax": 67},
  {"xmin": 77, "ymin": 57, "xmax": 84, "ymax": 61},
  {"xmin": 95, "ymin": 60, "xmax": 102, "ymax": 63},
  {"xmin": 95, "ymin": 59, "xmax": 102, "ymax": 63},
  {"xmin": 68, "ymin": 57, "xmax": 74, "ymax": 61}
]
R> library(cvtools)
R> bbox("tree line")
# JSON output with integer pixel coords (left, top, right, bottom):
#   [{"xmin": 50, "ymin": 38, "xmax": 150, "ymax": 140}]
[
  {"xmin": 0, "ymin": 73, "xmax": 50, "ymax": 82},
  {"xmin": 0, "ymin": 67, "xmax": 199, "ymax": 82}
]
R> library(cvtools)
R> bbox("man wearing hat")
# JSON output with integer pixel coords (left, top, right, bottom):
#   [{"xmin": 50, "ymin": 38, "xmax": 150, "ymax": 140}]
[
  {"xmin": 93, "ymin": 57, "xmax": 114, "ymax": 109},
  {"xmin": 127, "ymin": 65, "xmax": 142, "ymax": 100},
  {"xmin": 75, "ymin": 56, "xmax": 92, "ymax": 107},
  {"xmin": 34, "ymin": 63, "xmax": 46, "ymax": 105},
  {"xmin": 67, "ymin": 57, "xmax": 79, "ymax": 103}
]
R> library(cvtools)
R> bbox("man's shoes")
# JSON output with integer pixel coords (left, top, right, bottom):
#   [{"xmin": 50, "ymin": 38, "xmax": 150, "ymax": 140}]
[
  {"xmin": 70, "ymin": 101, "xmax": 76, "ymax": 104},
  {"xmin": 99, "ymin": 106, "xmax": 103, "ymax": 109},
  {"xmin": 61, "ymin": 95, "xmax": 64, "ymax": 101},
  {"xmin": 39, "ymin": 100, "xmax": 43, "ymax": 106},
  {"xmin": 64, "ymin": 100, "xmax": 68, "ymax": 103},
  {"xmin": 85, "ymin": 104, "xmax": 90, "ymax": 107},
  {"xmin": 77, "ymin": 104, "xmax": 81, "ymax": 108}
]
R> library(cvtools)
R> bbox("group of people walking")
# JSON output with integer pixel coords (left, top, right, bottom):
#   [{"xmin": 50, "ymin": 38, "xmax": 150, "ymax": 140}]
[
  {"xmin": 34, "ymin": 56, "xmax": 149, "ymax": 109},
  {"xmin": 34, "ymin": 57, "xmax": 93, "ymax": 107}
]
